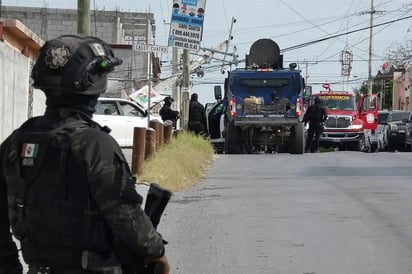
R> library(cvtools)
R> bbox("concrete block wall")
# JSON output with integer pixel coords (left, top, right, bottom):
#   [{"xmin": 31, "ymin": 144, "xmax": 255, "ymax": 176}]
[
  {"xmin": 3, "ymin": 6, "xmax": 157, "ymax": 96},
  {"xmin": 2, "ymin": 6, "xmax": 155, "ymax": 45}
]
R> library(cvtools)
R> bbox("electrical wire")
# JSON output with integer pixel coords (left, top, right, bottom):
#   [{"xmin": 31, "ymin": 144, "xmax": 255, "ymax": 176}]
[
  {"xmin": 280, "ymin": 15, "xmax": 412, "ymax": 52},
  {"xmin": 114, "ymin": 2, "xmax": 411, "ymax": 91},
  {"xmin": 219, "ymin": 0, "xmax": 230, "ymax": 30}
]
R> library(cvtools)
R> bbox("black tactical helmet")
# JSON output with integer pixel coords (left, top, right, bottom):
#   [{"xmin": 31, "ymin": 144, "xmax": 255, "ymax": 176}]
[
  {"xmin": 32, "ymin": 35, "xmax": 122, "ymax": 96},
  {"xmin": 314, "ymin": 97, "xmax": 322, "ymax": 104},
  {"xmin": 164, "ymin": 96, "xmax": 174, "ymax": 104}
]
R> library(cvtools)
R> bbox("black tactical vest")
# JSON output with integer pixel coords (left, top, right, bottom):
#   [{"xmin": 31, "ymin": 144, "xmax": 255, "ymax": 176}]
[{"xmin": 4, "ymin": 118, "xmax": 112, "ymax": 268}]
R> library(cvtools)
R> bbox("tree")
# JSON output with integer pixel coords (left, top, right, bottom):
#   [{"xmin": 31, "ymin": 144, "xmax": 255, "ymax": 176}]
[
  {"xmin": 353, "ymin": 80, "xmax": 392, "ymax": 110},
  {"xmin": 386, "ymin": 40, "xmax": 412, "ymax": 68}
]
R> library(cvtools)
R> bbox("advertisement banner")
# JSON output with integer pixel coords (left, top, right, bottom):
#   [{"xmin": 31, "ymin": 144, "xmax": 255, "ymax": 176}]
[
  {"xmin": 168, "ymin": 0, "xmax": 206, "ymax": 51},
  {"xmin": 129, "ymin": 85, "xmax": 165, "ymax": 110}
]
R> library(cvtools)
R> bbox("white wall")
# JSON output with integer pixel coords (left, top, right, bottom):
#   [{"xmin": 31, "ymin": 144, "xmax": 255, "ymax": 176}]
[
  {"xmin": 32, "ymin": 88, "xmax": 46, "ymax": 116},
  {"xmin": 0, "ymin": 43, "xmax": 46, "ymax": 142},
  {"xmin": 0, "ymin": 42, "xmax": 29, "ymax": 142}
]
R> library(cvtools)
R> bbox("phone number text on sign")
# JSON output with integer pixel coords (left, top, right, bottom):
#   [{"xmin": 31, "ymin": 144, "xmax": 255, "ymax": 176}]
[
  {"xmin": 172, "ymin": 25, "xmax": 201, "ymax": 39},
  {"xmin": 169, "ymin": 23, "xmax": 202, "ymax": 51}
]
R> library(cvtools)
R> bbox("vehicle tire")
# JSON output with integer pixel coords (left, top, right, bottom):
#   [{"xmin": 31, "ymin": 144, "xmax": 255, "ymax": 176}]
[
  {"xmin": 288, "ymin": 122, "xmax": 304, "ymax": 154},
  {"xmin": 386, "ymin": 139, "xmax": 395, "ymax": 152},
  {"xmin": 406, "ymin": 135, "xmax": 412, "ymax": 151},
  {"xmin": 353, "ymin": 134, "xmax": 365, "ymax": 151},
  {"xmin": 224, "ymin": 120, "xmax": 242, "ymax": 154},
  {"xmin": 409, "ymin": 142, "xmax": 412, "ymax": 153}
]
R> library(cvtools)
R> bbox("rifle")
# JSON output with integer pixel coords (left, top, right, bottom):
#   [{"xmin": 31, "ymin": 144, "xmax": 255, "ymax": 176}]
[
  {"xmin": 144, "ymin": 183, "xmax": 172, "ymax": 229},
  {"xmin": 83, "ymin": 183, "xmax": 172, "ymax": 274},
  {"xmin": 144, "ymin": 183, "xmax": 172, "ymax": 274}
]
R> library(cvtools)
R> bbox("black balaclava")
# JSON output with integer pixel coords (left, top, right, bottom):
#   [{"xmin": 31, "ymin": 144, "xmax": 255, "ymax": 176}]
[
  {"xmin": 45, "ymin": 93, "xmax": 99, "ymax": 118},
  {"xmin": 191, "ymin": 93, "xmax": 198, "ymax": 102}
]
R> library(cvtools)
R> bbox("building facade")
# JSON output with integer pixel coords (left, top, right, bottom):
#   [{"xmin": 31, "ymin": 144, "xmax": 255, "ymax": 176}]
[
  {"xmin": 393, "ymin": 66, "xmax": 412, "ymax": 111},
  {"xmin": 2, "ymin": 6, "xmax": 158, "ymax": 96}
]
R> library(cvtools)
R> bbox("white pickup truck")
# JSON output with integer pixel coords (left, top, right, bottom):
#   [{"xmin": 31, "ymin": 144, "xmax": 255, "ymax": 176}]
[{"xmin": 93, "ymin": 97, "xmax": 163, "ymax": 147}]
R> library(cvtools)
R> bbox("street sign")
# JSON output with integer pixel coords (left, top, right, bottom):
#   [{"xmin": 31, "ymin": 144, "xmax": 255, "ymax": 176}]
[
  {"xmin": 134, "ymin": 43, "xmax": 168, "ymax": 54},
  {"xmin": 168, "ymin": 0, "xmax": 207, "ymax": 51}
]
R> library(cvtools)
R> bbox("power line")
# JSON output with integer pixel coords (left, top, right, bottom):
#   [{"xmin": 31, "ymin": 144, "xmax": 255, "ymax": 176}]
[{"xmin": 281, "ymin": 15, "xmax": 412, "ymax": 52}]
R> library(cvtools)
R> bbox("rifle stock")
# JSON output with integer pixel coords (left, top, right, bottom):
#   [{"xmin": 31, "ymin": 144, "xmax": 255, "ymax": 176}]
[
  {"xmin": 144, "ymin": 183, "xmax": 172, "ymax": 229},
  {"xmin": 144, "ymin": 183, "xmax": 171, "ymax": 274}
]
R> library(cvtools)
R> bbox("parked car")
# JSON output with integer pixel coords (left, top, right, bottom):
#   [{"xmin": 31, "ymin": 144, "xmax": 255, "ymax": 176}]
[
  {"xmin": 404, "ymin": 112, "xmax": 412, "ymax": 152},
  {"xmin": 380, "ymin": 110, "xmax": 410, "ymax": 152},
  {"xmin": 374, "ymin": 110, "xmax": 390, "ymax": 152},
  {"xmin": 93, "ymin": 97, "xmax": 163, "ymax": 147}
]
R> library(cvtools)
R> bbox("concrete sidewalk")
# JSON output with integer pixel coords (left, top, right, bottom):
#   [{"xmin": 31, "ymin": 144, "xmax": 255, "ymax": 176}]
[{"xmin": 122, "ymin": 148, "xmax": 133, "ymax": 166}]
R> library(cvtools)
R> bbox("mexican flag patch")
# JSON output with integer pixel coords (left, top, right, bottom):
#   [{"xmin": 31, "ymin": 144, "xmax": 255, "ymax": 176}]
[{"xmin": 21, "ymin": 143, "xmax": 39, "ymax": 158}]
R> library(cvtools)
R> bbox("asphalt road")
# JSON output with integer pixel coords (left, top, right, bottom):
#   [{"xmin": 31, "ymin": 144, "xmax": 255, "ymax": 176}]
[
  {"xmin": 17, "ymin": 150, "xmax": 412, "ymax": 274},
  {"xmin": 159, "ymin": 151, "xmax": 412, "ymax": 274}
]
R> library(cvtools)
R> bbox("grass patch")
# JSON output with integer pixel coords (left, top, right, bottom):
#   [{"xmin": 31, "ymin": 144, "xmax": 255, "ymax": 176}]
[
  {"xmin": 320, "ymin": 146, "xmax": 335, "ymax": 152},
  {"xmin": 137, "ymin": 131, "xmax": 215, "ymax": 192}
]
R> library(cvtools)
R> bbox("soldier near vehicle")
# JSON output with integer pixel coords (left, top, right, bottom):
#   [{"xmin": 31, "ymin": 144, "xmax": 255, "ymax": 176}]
[
  {"xmin": 188, "ymin": 93, "xmax": 207, "ymax": 135},
  {"xmin": 159, "ymin": 96, "xmax": 180, "ymax": 127},
  {"xmin": 0, "ymin": 35, "xmax": 170, "ymax": 274},
  {"xmin": 303, "ymin": 97, "xmax": 328, "ymax": 153}
]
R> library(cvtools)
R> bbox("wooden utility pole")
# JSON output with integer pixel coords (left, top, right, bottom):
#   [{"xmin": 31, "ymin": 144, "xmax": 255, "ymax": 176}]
[
  {"xmin": 181, "ymin": 49, "xmax": 190, "ymax": 130},
  {"xmin": 221, "ymin": 17, "xmax": 236, "ymax": 73},
  {"xmin": 147, "ymin": 17, "xmax": 152, "ymax": 125},
  {"xmin": 77, "ymin": 0, "xmax": 90, "ymax": 36},
  {"xmin": 367, "ymin": 0, "xmax": 374, "ymax": 96},
  {"xmin": 172, "ymin": 47, "xmax": 181, "ymax": 128}
]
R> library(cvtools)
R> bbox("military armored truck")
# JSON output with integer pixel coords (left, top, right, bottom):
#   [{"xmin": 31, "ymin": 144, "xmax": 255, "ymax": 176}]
[{"xmin": 218, "ymin": 39, "xmax": 305, "ymax": 154}]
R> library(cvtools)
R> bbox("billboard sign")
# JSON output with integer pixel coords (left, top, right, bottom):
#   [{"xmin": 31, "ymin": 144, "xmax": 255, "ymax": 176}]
[
  {"xmin": 168, "ymin": 0, "xmax": 206, "ymax": 51},
  {"xmin": 129, "ymin": 85, "xmax": 166, "ymax": 110}
]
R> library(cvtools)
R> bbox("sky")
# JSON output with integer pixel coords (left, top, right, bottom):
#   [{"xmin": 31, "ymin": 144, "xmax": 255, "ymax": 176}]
[{"xmin": 3, "ymin": 0, "xmax": 412, "ymax": 104}]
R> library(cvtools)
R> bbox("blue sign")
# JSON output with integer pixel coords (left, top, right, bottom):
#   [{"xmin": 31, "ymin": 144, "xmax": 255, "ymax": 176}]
[
  {"xmin": 182, "ymin": 0, "xmax": 197, "ymax": 5},
  {"xmin": 169, "ymin": 0, "xmax": 206, "ymax": 51}
]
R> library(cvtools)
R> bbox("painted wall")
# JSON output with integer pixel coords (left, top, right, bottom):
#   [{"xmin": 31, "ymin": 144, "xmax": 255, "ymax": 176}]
[{"xmin": 0, "ymin": 42, "xmax": 32, "ymax": 142}]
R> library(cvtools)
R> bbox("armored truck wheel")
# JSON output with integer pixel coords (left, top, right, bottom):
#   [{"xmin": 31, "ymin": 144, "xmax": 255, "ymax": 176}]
[
  {"xmin": 288, "ymin": 122, "xmax": 305, "ymax": 154},
  {"xmin": 224, "ymin": 121, "xmax": 242, "ymax": 154}
]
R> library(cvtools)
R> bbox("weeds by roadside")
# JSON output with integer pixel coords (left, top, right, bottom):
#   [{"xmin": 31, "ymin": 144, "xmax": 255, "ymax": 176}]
[{"xmin": 137, "ymin": 131, "xmax": 215, "ymax": 192}]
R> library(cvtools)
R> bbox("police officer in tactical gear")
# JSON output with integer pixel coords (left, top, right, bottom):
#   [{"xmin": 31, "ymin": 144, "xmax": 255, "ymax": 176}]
[
  {"xmin": 303, "ymin": 97, "xmax": 328, "ymax": 153},
  {"xmin": 0, "ymin": 35, "xmax": 170, "ymax": 274},
  {"xmin": 188, "ymin": 93, "xmax": 207, "ymax": 135},
  {"xmin": 159, "ymin": 96, "xmax": 180, "ymax": 125}
]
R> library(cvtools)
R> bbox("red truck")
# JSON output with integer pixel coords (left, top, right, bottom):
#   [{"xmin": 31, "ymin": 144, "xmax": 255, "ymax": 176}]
[{"xmin": 306, "ymin": 89, "xmax": 378, "ymax": 151}]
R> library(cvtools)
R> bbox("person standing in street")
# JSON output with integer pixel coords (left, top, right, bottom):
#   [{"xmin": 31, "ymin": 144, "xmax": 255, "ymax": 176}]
[
  {"xmin": 0, "ymin": 35, "xmax": 169, "ymax": 274},
  {"xmin": 303, "ymin": 97, "xmax": 328, "ymax": 153},
  {"xmin": 188, "ymin": 93, "xmax": 207, "ymax": 135}
]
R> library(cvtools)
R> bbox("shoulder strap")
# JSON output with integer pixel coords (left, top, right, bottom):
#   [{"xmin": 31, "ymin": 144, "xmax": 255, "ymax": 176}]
[{"xmin": 7, "ymin": 132, "xmax": 26, "ymax": 212}]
